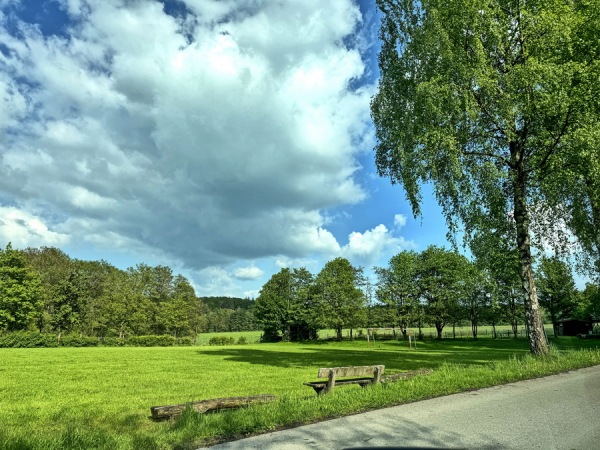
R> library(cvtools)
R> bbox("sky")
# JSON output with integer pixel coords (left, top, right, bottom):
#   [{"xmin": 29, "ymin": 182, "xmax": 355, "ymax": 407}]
[{"xmin": 0, "ymin": 0, "xmax": 458, "ymax": 298}]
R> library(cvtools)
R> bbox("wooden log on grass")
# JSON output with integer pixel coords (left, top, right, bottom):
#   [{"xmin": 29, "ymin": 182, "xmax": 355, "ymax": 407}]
[{"xmin": 150, "ymin": 394, "xmax": 276, "ymax": 420}]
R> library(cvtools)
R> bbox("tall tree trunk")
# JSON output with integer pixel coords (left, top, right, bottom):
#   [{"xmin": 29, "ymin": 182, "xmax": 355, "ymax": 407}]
[
  {"xmin": 435, "ymin": 322, "xmax": 443, "ymax": 339},
  {"xmin": 512, "ymin": 146, "xmax": 549, "ymax": 355}
]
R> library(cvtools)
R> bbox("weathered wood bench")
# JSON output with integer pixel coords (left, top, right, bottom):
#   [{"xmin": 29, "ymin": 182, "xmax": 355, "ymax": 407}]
[{"xmin": 304, "ymin": 365, "xmax": 384, "ymax": 395}]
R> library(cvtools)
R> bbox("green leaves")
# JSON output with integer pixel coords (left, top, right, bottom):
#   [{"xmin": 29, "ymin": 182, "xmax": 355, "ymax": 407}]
[
  {"xmin": 254, "ymin": 268, "xmax": 319, "ymax": 341},
  {"xmin": 0, "ymin": 244, "xmax": 42, "ymax": 331},
  {"xmin": 315, "ymin": 258, "xmax": 366, "ymax": 339},
  {"xmin": 373, "ymin": 0, "xmax": 598, "ymax": 354},
  {"xmin": 536, "ymin": 256, "xmax": 579, "ymax": 333}
]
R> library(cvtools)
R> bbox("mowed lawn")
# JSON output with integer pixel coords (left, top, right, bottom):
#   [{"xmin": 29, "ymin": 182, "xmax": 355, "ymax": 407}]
[{"xmin": 0, "ymin": 335, "xmax": 598, "ymax": 449}]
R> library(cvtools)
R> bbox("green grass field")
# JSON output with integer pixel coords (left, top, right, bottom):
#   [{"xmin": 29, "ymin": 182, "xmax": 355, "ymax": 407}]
[{"xmin": 1, "ymin": 331, "xmax": 599, "ymax": 449}]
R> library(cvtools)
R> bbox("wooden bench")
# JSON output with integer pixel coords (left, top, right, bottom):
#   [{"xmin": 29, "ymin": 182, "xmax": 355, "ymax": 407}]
[{"xmin": 304, "ymin": 365, "xmax": 384, "ymax": 395}]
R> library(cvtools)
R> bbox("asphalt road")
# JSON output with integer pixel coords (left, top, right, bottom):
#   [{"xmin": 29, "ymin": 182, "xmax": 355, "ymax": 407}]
[{"xmin": 200, "ymin": 364, "xmax": 600, "ymax": 450}]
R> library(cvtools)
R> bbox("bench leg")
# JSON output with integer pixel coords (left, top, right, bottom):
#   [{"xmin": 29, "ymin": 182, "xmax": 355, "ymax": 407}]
[
  {"xmin": 313, "ymin": 386, "xmax": 326, "ymax": 396},
  {"xmin": 323, "ymin": 369, "xmax": 337, "ymax": 394},
  {"xmin": 374, "ymin": 366, "xmax": 382, "ymax": 384}
]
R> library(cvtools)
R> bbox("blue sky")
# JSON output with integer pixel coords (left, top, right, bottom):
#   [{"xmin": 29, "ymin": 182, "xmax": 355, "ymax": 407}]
[{"xmin": 0, "ymin": 0, "xmax": 460, "ymax": 297}]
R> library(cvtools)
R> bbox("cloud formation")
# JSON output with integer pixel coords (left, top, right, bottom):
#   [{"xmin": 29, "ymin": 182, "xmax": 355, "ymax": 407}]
[
  {"xmin": 233, "ymin": 266, "xmax": 264, "ymax": 281},
  {"xmin": 1, "ymin": 1, "xmax": 374, "ymax": 267},
  {"xmin": 0, "ymin": 1, "xmax": 416, "ymax": 294}
]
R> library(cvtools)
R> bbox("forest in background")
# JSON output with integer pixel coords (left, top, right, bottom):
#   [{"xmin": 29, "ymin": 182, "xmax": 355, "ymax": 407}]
[
  {"xmin": 1, "ymin": 243, "xmax": 598, "ymax": 346},
  {"xmin": 0, "ymin": 244, "xmax": 255, "ymax": 340}
]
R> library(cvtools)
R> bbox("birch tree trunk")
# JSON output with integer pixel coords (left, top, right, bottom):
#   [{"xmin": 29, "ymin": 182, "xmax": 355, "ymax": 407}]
[{"xmin": 512, "ymin": 144, "xmax": 549, "ymax": 355}]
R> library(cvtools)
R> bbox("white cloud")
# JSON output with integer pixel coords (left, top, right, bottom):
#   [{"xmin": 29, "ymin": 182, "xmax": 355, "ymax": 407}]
[
  {"xmin": 394, "ymin": 214, "xmax": 408, "ymax": 229},
  {"xmin": 341, "ymin": 223, "xmax": 414, "ymax": 265},
  {"xmin": 0, "ymin": 0, "xmax": 374, "ymax": 288},
  {"xmin": 0, "ymin": 207, "xmax": 70, "ymax": 248},
  {"xmin": 193, "ymin": 266, "xmax": 239, "ymax": 297},
  {"xmin": 233, "ymin": 265, "xmax": 264, "ymax": 280}
]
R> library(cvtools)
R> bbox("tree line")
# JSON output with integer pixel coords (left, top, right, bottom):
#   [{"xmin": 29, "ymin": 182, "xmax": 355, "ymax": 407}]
[
  {"xmin": 254, "ymin": 248, "xmax": 599, "ymax": 342},
  {"xmin": 0, "ymin": 244, "xmax": 256, "ymax": 338},
  {"xmin": 1, "ymin": 243, "xmax": 598, "ymax": 343}
]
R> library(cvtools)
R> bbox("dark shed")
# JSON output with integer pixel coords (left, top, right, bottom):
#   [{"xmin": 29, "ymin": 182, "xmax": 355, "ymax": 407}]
[{"xmin": 558, "ymin": 319, "xmax": 594, "ymax": 336}]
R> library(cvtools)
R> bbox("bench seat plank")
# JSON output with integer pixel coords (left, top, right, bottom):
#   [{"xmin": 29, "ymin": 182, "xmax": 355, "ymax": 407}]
[{"xmin": 317, "ymin": 365, "xmax": 384, "ymax": 378}]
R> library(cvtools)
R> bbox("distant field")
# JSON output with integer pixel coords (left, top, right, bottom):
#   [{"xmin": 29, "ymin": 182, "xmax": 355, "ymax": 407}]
[
  {"xmin": 1, "ymin": 332, "xmax": 597, "ymax": 449},
  {"xmin": 195, "ymin": 324, "xmax": 542, "ymax": 344},
  {"xmin": 194, "ymin": 330, "xmax": 263, "ymax": 344}
]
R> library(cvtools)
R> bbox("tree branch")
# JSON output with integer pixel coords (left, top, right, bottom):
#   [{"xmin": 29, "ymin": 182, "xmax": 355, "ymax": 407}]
[
  {"xmin": 461, "ymin": 149, "xmax": 509, "ymax": 166},
  {"xmin": 530, "ymin": 107, "xmax": 573, "ymax": 173},
  {"xmin": 471, "ymin": 90, "xmax": 508, "ymax": 143}
]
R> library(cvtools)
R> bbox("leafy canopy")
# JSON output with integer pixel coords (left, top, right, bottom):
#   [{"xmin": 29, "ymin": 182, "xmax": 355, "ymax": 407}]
[{"xmin": 372, "ymin": 0, "xmax": 599, "ymax": 245}]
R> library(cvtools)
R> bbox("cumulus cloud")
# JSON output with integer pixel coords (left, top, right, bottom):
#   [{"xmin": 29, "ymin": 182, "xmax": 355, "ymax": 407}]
[
  {"xmin": 233, "ymin": 265, "xmax": 264, "ymax": 280},
  {"xmin": 0, "ymin": 0, "xmax": 374, "ymax": 274},
  {"xmin": 394, "ymin": 214, "xmax": 408, "ymax": 229},
  {"xmin": 0, "ymin": 207, "xmax": 70, "ymax": 248},
  {"xmin": 341, "ymin": 223, "xmax": 414, "ymax": 266},
  {"xmin": 192, "ymin": 266, "xmax": 239, "ymax": 297}
]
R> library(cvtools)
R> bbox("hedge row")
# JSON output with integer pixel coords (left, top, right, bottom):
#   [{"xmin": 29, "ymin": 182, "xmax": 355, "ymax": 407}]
[
  {"xmin": 0, "ymin": 332, "xmax": 194, "ymax": 348},
  {"xmin": 207, "ymin": 336, "xmax": 249, "ymax": 346}
]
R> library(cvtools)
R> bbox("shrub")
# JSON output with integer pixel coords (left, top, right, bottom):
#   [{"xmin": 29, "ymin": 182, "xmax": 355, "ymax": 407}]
[
  {"xmin": 260, "ymin": 328, "xmax": 282, "ymax": 343},
  {"xmin": 236, "ymin": 336, "xmax": 247, "ymax": 345},
  {"xmin": 208, "ymin": 336, "xmax": 235, "ymax": 346},
  {"xmin": 59, "ymin": 335, "xmax": 100, "ymax": 347},
  {"xmin": 0, "ymin": 332, "xmax": 59, "ymax": 348},
  {"xmin": 176, "ymin": 337, "xmax": 194, "ymax": 346},
  {"xmin": 100, "ymin": 337, "xmax": 126, "ymax": 346},
  {"xmin": 126, "ymin": 335, "xmax": 176, "ymax": 347}
]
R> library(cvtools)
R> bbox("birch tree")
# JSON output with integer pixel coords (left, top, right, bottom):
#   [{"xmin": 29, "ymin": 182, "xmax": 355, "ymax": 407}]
[{"xmin": 372, "ymin": 0, "xmax": 599, "ymax": 354}]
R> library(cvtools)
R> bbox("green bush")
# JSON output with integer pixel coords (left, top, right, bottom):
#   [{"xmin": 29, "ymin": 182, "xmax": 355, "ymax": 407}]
[
  {"xmin": 237, "ymin": 336, "xmax": 248, "ymax": 345},
  {"xmin": 0, "ymin": 333, "xmax": 201, "ymax": 348},
  {"xmin": 176, "ymin": 337, "xmax": 194, "ymax": 346},
  {"xmin": 0, "ymin": 332, "xmax": 59, "ymax": 348},
  {"xmin": 126, "ymin": 335, "xmax": 176, "ymax": 347},
  {"xmin": 59, "ymin": 335, "xmax": 100, "ymax": 347},
  {"xmin": 100, "ymin": 337, "xmax": 126, "ymax": 346},
  {"xmin": 208, "ymin": 336, "xmax": 235, "ymax": 346}
]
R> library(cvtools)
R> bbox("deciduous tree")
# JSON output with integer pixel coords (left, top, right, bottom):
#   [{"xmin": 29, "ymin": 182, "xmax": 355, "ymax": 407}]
[
  {"xmin": 537, "ymin": 256, "xmax": 578, "ymax": 337},
  {"xmin": 254, "ymin": 268, "xmax": 318, "ymax": 341},
  {"xmin": 0, "ymin": 244, "xmax": 42, "ymax": 331},
  {"xmin": 316, "ymin": 258, "xmax": 366, "ymax": 340},
  {"xmin": 417, "ymin": 246, "xmax": 470, "ymax": 339},
  {"xmin": 372, "ymin": 0, "xmax": 599, "ymax": 354},
  {"xmin": 375, "ymin": 250, "xmax": 420, "ymax": 337}
]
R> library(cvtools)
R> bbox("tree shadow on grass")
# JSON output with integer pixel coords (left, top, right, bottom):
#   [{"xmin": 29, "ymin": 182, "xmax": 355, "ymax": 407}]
[{"xmin": 196, "ymin": 339, "xmax": 531, "ymax": 372}]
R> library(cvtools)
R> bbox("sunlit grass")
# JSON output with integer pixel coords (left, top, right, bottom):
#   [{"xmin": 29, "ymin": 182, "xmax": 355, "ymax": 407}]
[{"xmin": 0, "ymin": 335, "xmax": 598, "ymax": 449}]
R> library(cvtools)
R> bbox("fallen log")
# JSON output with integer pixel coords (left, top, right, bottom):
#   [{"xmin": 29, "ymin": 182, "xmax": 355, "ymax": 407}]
[
  {"xmin": 150, "ymin": 394, "xmax": 276, "ymax": 420},
  {"xmin": 381, "ymin": 368, "xmax": 433, "ymax": 383}
]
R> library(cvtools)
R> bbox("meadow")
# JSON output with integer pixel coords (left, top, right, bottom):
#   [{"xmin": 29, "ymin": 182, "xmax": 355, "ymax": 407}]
[{"xmin": 1, "ymin": 330, "xmax": 599, "ymax": 449}]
